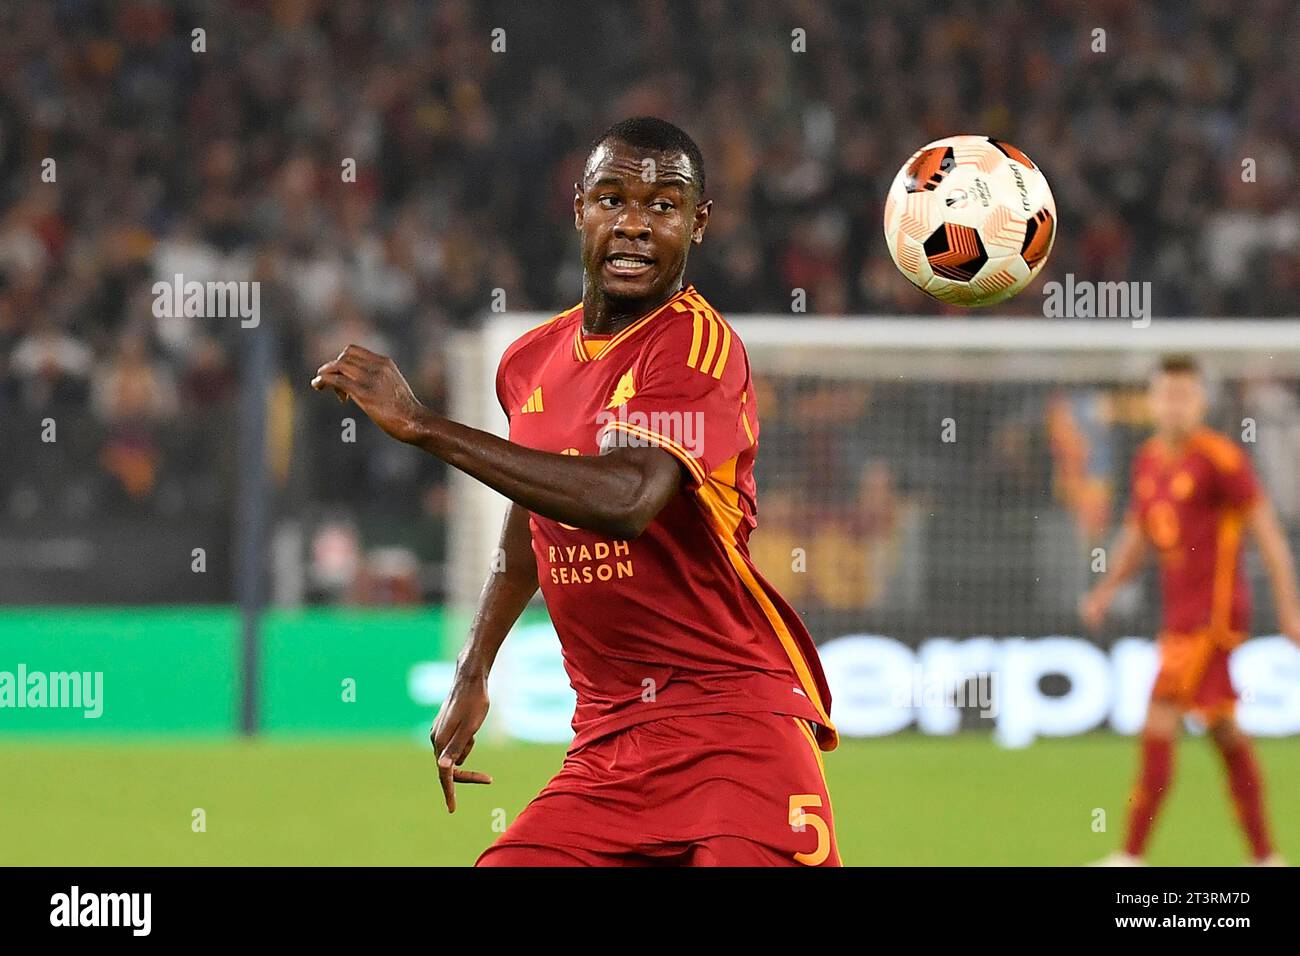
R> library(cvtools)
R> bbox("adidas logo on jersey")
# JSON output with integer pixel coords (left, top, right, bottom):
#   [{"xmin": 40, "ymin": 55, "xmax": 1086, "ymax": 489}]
[{"xmin": 520, "ymin": 387, "xmax": 544, "ymax": 414}]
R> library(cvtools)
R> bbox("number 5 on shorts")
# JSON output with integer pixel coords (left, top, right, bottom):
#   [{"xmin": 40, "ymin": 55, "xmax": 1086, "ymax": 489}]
[{"xmin": 788, "ymin": 794, "xmax": 831, "ymax": 866}]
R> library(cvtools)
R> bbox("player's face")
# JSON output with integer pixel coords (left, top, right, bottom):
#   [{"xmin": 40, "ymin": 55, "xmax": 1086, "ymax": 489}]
[
  {"xmin": 1148, "ymin": 371, "xmax": 1207, "ymax": 439},
  {"xmin": 574, "ymin": 140, "xmax": 710, "ymax": 304}
]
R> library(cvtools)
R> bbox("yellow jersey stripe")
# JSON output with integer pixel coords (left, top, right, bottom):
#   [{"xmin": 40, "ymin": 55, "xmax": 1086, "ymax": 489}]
[
  {"xmin": 699, "ymin": 309, "xmax": 719, "ymax": 374},
  {"xmin": 686, "ymin": 460, "xmax": 838, "ymax": 751},
  {"xmin": 687, "ymin": 307, "xmax": 705, "ymax": 369},
  {"xmin": 688, "ymin": 293, "xmax": 731, "ymax": 378},
  {"xmin": 793, "ymin": 715, "xmax": 827, "ymax": 777},
  {"xmin": 1211, "ymin": 511, "xmax": 1243, "ymax": 634},
  {"xmin": 696, "ymin": 459, "xmax": 745, "ymax": 539},
  {"xmin": 720, "ymin": 534, "xmax": 837, "ymax": 748},
  {"xmin": 681, "ymin": 291, "xmax": 732, "ymax": 379},
  {"xmin": 710, "ymin": 316, "xmax": 732, "ymax": 379}
]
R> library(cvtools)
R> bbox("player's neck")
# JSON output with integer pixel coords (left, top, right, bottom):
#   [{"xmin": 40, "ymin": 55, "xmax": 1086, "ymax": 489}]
[
  {"xmin": 581, "ymin": 282, "xmax": 683, "ymax": 335},
  {"xmin": 1156, "ymin": 427, "xmax": 1198, "ymax": 454}
]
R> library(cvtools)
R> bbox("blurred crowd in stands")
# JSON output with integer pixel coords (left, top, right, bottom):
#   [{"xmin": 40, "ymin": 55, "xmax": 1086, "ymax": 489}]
[{"xmin": 1, "ymin": 0, "xmax": 1296, "ymax": 604}]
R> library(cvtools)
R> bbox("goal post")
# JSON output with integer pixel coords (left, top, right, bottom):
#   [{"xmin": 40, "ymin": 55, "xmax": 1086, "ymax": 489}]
[{"xmin": 449, "ymin": 316, "xmax": 1300, "ymax": 647}]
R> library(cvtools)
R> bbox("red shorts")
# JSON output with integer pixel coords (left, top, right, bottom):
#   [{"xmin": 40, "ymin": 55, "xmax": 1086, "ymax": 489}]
[
  {"xmin": 1150, "ymin": 631, "xmax": 1237, "ymax": 723},
  {"xmin": 476, "ymin": 710, "xmax": 840, "ymax": 867}
]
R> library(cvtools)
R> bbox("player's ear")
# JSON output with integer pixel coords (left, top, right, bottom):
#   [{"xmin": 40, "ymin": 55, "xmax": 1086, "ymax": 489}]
[
  {"xmin": 691, "ymin": 198, "xmax": 712, "ymax": 245},
  {"xmin": 573, "ymin": 183, "xmax": 584, "ymax": 229}
]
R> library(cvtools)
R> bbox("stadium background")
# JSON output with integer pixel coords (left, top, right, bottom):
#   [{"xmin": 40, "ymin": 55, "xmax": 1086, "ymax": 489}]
[{"xmin": 2, "ymin": 0, "xmax": 1298, "ymax": 865}]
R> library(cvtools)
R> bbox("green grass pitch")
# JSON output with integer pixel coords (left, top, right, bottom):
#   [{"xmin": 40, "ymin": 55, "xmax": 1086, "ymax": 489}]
[{"xmin": 1, "ymin": 734, "xmax": 1294, "ymax": 865}]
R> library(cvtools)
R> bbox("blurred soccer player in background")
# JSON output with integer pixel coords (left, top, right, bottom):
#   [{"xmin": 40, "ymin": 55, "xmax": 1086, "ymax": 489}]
[
  {"xmin": 312, "ymin": 117, "xmax": 839, "ymax": 866},
  {"xmin": 1081, "ymin": 354, "xmax": 1300, "ymax": 866}
]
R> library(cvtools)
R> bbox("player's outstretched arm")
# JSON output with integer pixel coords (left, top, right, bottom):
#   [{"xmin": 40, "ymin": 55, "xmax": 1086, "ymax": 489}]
[
  {"xmin": 431, "ymin": 502, "xmax": 538, "ymax": 813},
  {"xmin": 1246, "ymin": 497, "xmax": 1300, "ymax": 646},
  {"xmin": 1080, "ymin": 517, "xmax": 1148, "ymax": 631},
  {"xmin": 311, "ymin": 345, "xmax": 681, "ymax": 538}
]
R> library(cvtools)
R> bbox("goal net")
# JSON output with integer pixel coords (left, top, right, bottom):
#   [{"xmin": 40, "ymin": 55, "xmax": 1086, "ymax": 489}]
[{"xmin": 450, "ymin": 317, "xmax": 1300, "ymax": 652}]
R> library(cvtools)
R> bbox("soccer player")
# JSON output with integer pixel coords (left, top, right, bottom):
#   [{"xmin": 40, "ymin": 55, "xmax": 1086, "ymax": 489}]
[
  {"xmin": 311, "ymin": 117, "xmax": 839, "ymax": 866},
  {"xmin": 1081, "ymin": 354, "xmax": 1300, "ymax": 866}
]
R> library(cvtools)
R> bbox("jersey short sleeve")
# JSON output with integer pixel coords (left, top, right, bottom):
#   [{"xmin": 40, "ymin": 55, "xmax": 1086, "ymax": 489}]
[
  {"xmin": 496, "ymin": 328, "xmax": 543, "ymax": 423},
  {"xmin": 1210, "ymin": 439, "xmax": 1260, "ymax": 509},
  {"xmin": 495, "ymin": 350, "xmax": 515, "ymax": 421},
  {"xmin": 598, "ymin": 310, "xmax": 755, "ymax": 488}
]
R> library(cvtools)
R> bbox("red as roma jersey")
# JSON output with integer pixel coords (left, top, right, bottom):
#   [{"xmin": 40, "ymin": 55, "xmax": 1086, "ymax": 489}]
[
  {"xmin": 1127, "ymin": 428, "xmax": 1260, "ymax": 643},
  {"xmin": 496, "ymin": 284, "xmax": 837, "ymax": 753}
]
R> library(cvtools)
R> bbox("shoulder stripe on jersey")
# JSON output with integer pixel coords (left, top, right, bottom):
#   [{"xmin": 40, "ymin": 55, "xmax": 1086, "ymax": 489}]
[
  {"xmin": 686, "ymin": 292, "xmax": 731, "ymax": 379},
  {"xmin": 1193, "ymin": 428, "xmax": 1245, "ymax": 474},
  {"xmin": 700, "ymin": 309, "xmax": 720, "ymax": 374},
  {"xmin": 676, "ymin": 292, "xmax": 732, "ymax": 379},
  {"xmin": 686, "ymin": 305, "xmax": 705, "ymax": 369},
  {"xmin": 708, "ymin": 314, "xmax": 732, "ymax": 380}
]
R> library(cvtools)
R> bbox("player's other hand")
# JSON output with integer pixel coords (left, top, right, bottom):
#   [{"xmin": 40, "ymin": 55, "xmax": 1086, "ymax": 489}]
[
  {"xmin": 430, "ymin": 672, "xmax": 493, "ymax": 813},
  {"xmin": 1079, "ymin": 587, "xmax": 1112, "ymax": 633},
  {"xmin": 311, "ymin": 344, "xmax": 429, "ymax": 445}
]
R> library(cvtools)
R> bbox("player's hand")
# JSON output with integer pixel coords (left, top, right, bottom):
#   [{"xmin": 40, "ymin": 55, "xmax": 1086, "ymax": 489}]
[
  {"xmin": 311, "ymin": 344, "xmax": 430, "ymax": 445},
  {"xmin": 1079, "ymin": 587, "xmax": 1112, "ymax": 633},
  {"xmin": 430, "ymin": 673, "xmax": 493, "ymax": 813}
]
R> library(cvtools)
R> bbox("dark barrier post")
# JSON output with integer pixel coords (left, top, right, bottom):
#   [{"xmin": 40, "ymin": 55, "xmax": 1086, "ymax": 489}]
[{"xmin": 234, "ymin": 317, "xmax": 273, "ymax": 736}]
